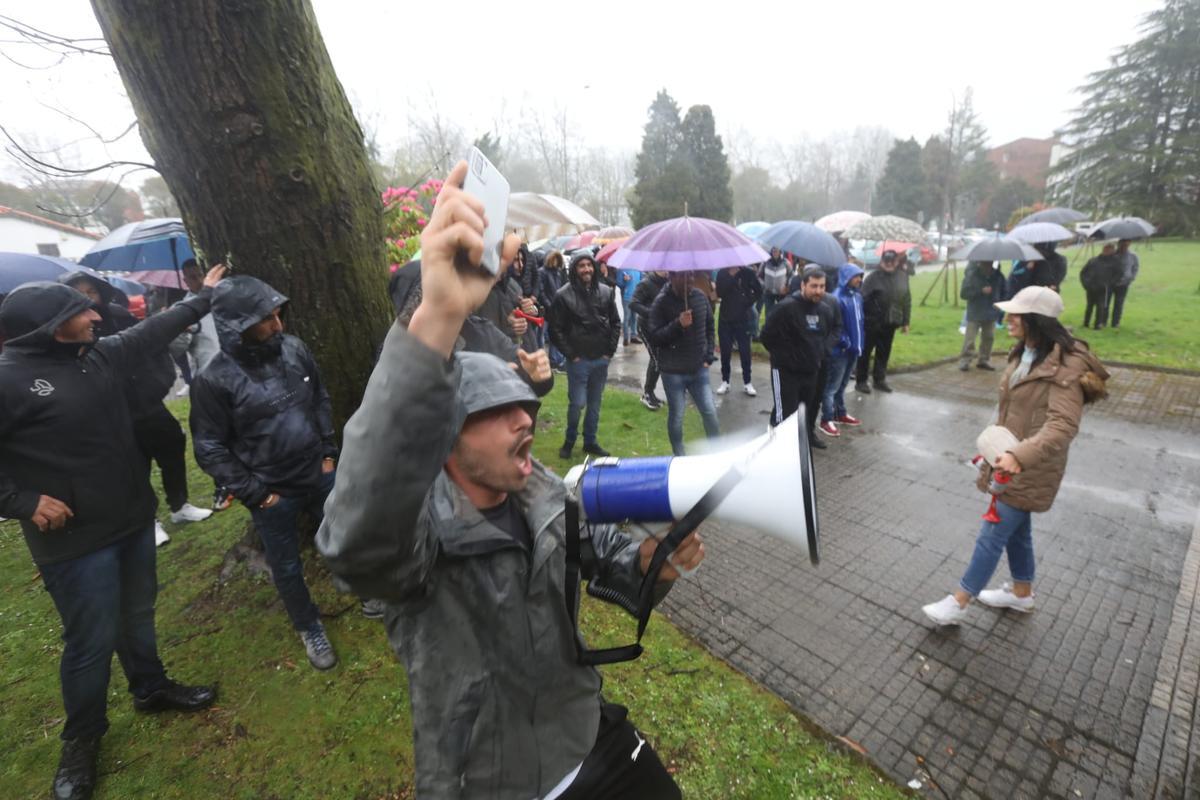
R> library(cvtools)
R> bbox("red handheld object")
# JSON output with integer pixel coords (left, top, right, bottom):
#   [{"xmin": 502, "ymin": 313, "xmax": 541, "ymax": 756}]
[
  {"xmin": 982, "ymin": 471, "xmax": 1012, "ymax": 523},
  {"xmin": 514, "ymin": 308, "xmax": 544, "ymax": 327}
]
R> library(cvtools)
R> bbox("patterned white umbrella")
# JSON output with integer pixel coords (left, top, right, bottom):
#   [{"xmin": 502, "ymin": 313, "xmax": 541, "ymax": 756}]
[
  {"xmin": 1009, "ymin": 222, "xmax": 1075, "ymax": 244},
  {"xmin": 507, "ymin": 193, "xmax": 601, "ymax": 240},
  {"xmin": 814, "ymin": 210, "xmax": 870, "ymax": 234},
  {"xmin": 843, "ymin": 215, "xmax": 928, "ymax": 243}
]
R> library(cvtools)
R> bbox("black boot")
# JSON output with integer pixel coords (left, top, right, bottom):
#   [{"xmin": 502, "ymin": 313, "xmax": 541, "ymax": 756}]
[
  {"xmin": 133, "ymin": 680, "xmax": 217, "ymax": 713},
  {"xmin": 53, "ymin": 737, "xmax": 101, "ymax": 800}
]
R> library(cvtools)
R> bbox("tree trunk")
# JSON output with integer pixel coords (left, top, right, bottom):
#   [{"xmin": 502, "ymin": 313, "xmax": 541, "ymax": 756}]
[{"xmin": 90, "ymin": 0, "xmax": 391, "ymax": 428}]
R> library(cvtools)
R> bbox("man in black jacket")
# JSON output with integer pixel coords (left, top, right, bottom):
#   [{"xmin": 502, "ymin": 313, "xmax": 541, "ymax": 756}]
[
  {"xmin": 629, "ymin": 271, "xmax": 668, "ymax": 410},
  {"xmin": 648, "ymin": 271, "xmax": 721, "ymax": 456},
  {"xmin": 189, "ymin": 276, "xmax": 340, "ymax": 671},
  {"xmin": 61, "ymin": 271, "xmax": 212, "ymax": 546},
  {"xmin": 761, "ymin": 266, "xmax": 835, "ymax": 449},
  {"xmin": 0, "ymin": 268, "xmax": 223, "ymax": 800},
  {"xmin": 548, "ymin": 252, "xmax": 621, "ymax": 459},
  {"xmin": 715, "ymin": 265, "xmax": 763, "ymax": 397},
  {"xmin": 855, "ymin": 250, "xmax": 911, "ymax": 393}
]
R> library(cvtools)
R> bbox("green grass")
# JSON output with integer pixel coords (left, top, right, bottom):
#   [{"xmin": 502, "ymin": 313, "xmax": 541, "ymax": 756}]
[
  {"xmin": 750, "ymin": 239, "xmax": 1200, "ymax": 372},
  {"xmin": 0, "ymin": 390, "xmax": 904, "ymax": 799}
]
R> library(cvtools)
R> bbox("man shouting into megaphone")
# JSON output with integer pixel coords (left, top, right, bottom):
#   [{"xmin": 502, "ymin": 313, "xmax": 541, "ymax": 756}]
[{"xmin": 317, "ymin": 160, "xmax": 704, "ymax": 800}]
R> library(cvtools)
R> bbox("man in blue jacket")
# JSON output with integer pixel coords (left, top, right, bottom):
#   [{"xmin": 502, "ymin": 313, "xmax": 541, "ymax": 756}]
[
  {"xmin": 189, "ymin": 276, "xmax": 339, "ymax": 671},
  {"xmin": 0, "ymin": 266, "xmax": 224, "ymax": 800},
  {"xmin": 819, "ymin": 264, "xmax": 865, "ymax": 437}
]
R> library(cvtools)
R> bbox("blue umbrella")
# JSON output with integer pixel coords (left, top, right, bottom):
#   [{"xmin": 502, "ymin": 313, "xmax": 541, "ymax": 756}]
[
  {"xmin": 80, "ymin": 218, "xmax": 195, "ymax": 272},
  {"xmin": 0, "ymin": 252, "xmax": 75, "ymax": 294},
  {"xmin": 736, "ymin": 221, "xmax": 771, "ymax": 239},
  {"xmin": 102, "ymin": 275, "xmax": 148, "ymax": 296},
  {"xmin": 757, "ymin": 221, "xmax": 846, "ymax": 268}
]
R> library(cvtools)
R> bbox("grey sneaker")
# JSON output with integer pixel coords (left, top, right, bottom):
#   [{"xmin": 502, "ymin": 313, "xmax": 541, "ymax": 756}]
[
  {"xmin": 360, "ymin": 599, "xmax": 386, "ymax": 620},
  {"xmin": 300, "ymin": 623, "xmax": 337, "ymax": 670}
]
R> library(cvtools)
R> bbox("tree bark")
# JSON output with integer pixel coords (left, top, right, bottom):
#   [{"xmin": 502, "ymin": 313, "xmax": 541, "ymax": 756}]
[{"xmin": 90, "ymin": 0, "xmax": 391, "ymax": 428}]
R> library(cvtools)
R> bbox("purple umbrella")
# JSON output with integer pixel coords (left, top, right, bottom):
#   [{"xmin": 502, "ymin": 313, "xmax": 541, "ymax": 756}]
[{"xmin": 606, "ymin": 216, "xmax": 768, "ymax": 271}]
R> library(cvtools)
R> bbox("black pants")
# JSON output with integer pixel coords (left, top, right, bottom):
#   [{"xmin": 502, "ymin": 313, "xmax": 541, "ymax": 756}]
[
  {"xmin": 770, "ymin": 367, "xmax": 820, "ymax": 434},
  {"xmin": 133, "ymin": 404, "xmax": 189, "ymax": 512},
  {"xmin": 718, "ymin": 318, "xmax": 752, "ymax": 384},
  {"xmin": 558, "ymin": 703, "xmax": 680, "ymax": 800},
  {"xmin": 856, "ymin": 325, "xmax": 897, "ymax": 385},
  {"xmin": 1111, "ymin": 285, "xmax": 1130, "ymax": 327},
  {"xmin": 642, "ymin": 341, "xmax": 660, "ymax": 398},
  {"xmin": 1083, "ymin": 287, "xmax": 1109, "ymax": 328}
]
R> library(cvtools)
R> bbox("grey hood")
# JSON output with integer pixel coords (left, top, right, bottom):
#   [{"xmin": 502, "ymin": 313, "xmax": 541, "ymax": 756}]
[{"xmin": 457, "ymin": 350, "xmax": 541, "ymax": 420}]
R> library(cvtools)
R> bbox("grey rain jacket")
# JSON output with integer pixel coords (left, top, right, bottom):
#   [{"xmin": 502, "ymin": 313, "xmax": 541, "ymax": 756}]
[
  {"xmin": 189, "ymin": 277, "xmax": 336, "ymax": 507},
  {"xmin": 316, "ymin": 326, "xmax": 665, "ymax": 799}
]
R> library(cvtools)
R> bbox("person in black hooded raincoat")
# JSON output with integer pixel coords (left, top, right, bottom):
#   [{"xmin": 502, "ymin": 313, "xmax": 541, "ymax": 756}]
[
  {"xmin": 0, "ymin": 269, "xmax": 223, "ymax": 800},
  {"xmin": 188, "ymin": 275, "xmax": 340, "ymax": 672}
]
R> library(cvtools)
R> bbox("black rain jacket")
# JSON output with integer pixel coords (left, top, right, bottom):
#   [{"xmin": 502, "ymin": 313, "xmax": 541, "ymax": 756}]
[
  {"xmin": 0, "ymin": 282, "xmax": 211, "ymax": 565},
  {"xmin": 548, "ymin": 253, "xmax": 621, "ymax": 361},
  {"xmin": 189, "ymin": 277, "xmax": 336, "ymax": 508}
]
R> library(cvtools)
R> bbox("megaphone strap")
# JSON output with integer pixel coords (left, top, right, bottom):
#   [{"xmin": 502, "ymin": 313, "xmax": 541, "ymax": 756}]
[{"xmin": 563, "ymin": 463, "xmax": 745, "ymax": 666}]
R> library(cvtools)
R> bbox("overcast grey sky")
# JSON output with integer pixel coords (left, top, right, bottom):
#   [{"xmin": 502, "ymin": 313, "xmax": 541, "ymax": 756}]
[{"xmin": 0, "ymin": 0, "xmax": 1163, "ymax": 183}]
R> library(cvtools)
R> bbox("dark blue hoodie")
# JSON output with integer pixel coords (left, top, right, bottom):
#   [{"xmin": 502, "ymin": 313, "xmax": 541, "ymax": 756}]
[{"xmin": 832, "ymin": 264, "xmax": 865, "ymax": 358}]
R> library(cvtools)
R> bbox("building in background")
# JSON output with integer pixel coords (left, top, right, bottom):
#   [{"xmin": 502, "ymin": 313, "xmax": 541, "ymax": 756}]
[
  {"xmin": 0, "ymin": 206, "xmax": 101, "ymax": 259},
  {"xmin": 985, "ymin": 137, "xmax": 1057, "ymax": 193}
]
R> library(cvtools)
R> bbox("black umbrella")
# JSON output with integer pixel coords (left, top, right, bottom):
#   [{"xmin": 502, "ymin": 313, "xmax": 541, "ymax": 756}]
[
  {"xmin": 1015, "ymin": 207, "xmax": 1087, "ymax": 227},
  {"xmin": 1090, "ymin": 217, "xmax": 1155, "ymax": 240}
]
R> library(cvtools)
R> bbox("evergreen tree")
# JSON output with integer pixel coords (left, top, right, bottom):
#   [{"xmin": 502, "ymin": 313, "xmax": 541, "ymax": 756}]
[
  {"xmin": 631, "ymin": 90, "xmax": 692, "ymax": 228},
  {"xmin": 681, "ymin": 105, "xmax": 733, "ymax": 221},
  {"xmin": 1050, "ymin": 0, "xmax": 1200, "ymax": 235},
  {"xmin": 873, "ymin": 138, "xmax": 927, "ymax": 220},
  {"xmin": 473, "ymin": 131, "xmax": 503, "ymax": 169}
]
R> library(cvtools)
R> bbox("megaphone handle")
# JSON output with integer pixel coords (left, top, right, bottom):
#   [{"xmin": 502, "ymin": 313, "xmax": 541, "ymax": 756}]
[{"xmin": 634, "ymin": 464, "xmax": 745, "ymax": 640}]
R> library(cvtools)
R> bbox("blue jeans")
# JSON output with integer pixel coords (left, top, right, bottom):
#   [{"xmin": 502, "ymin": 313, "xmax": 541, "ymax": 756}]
[
  {"xmin": 566, "ymin": 358, "xmax": 609, "ymax": 446},
  {"xmin": 959, "ymin": 499, "xmax": 1035, "ymax": 596},
  {"xmin": 248, "ymin": 468, "xmax": 335, "ymax": 631},
  {"xmin": 40, "ymin": 524, "xmax": 169, "ymax": 740},
  {"xmin": 820, "ymin": 352, "xmax": 857, "ymax": 422},
  {"xmin": 622, "ymin": 297, "xmax": 638, "ymax": 340},
  {"xmin": 661, "ymin": 369, "xmax": 721, "ymax": 456}
]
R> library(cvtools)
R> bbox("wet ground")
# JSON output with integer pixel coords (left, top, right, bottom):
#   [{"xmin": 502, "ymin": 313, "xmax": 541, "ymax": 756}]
[{"xmin": 605, "ymin": 342, "xmax": 1200, "ymax": 799}]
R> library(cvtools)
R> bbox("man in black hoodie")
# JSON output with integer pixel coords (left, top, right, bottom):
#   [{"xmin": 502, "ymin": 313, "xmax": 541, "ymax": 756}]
[
  {"xmin": 548, "ymin": 252, "xmax": 621, "ymax": 459},
  {"xmin": 0, "ymin": 267, "xmax": 223, "ymax": 800},
  {"xmin": 760, "ymin": 266, "xmax": 835, "ymax": 449},
  {"xmin": 855, "ymin": 250, "xmax": 911, "ymax": 393},
  {"xmin": 189, "ymin": 276, "xmax": 340, "ymax": 672},
  {"xmin": 714, "ymin": 265, "xmax": 762, "ymax": 397},
  {"xmin": 60, "ymin": 271, "xmax": 212, "ymax": 545}
]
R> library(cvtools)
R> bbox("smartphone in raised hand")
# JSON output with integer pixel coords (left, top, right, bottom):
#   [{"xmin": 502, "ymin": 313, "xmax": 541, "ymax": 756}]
[{"xmin": 460, "ymin": 146, "xmax": 510, "ymax": 275}]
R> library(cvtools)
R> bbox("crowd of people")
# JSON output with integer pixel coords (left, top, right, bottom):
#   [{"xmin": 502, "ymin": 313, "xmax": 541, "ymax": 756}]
[{"xmin": 0, "ymin": 161, "xmax": 1128, "ymax": 798}]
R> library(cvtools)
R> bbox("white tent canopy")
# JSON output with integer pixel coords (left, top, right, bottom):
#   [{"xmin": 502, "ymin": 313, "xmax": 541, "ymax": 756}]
[{"xmin": 507, "ymin": 193, "xmax": 600, "ymax": 240}]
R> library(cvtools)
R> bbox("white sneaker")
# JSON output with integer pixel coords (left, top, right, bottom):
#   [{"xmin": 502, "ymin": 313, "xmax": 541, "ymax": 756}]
[
  {"xmin": 716, "ymin": 382, "xmax": 730, "ymax": 395},
  {"xmin": 170, "ymin": 503, "xmax": 213, "ymax": 524},
  {"xmin": 922, "ymin": 594, "xmax": 968, "ymax": 625},
  {"xmin": 175, "ymin": 385, "xmax": 190, "ymax": 397},
  {"xmin": 977, "ymin": 582, "xmax": 1035, "ymax": 612},
  {"xmin": 154, "ymin": 521, "xmax": 170, "ymax": 547},
  {"xmin": 743, "ymin": 383, "xmax": 757, "ymax": 397}
]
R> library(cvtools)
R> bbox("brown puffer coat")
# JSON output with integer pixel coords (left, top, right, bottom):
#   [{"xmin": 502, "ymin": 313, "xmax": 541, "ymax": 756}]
[{"xmin": 976, "ymin": 341, "xmax": 1109, "ymax": 512}]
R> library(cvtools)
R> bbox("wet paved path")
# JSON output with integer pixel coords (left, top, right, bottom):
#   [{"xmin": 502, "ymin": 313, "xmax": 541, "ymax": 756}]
[{"xmin": 604, "ymin": 343, "xmax": 1200, "ymax": 798}]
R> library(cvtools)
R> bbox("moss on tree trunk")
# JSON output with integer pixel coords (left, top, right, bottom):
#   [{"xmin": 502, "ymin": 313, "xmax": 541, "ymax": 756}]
[{"xmin": 91, "ymin": 0, "xmax": 390, "ymax": 428}]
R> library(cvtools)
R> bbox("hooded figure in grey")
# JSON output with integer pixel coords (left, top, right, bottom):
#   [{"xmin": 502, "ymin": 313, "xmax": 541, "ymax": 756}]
[{"xmin": 316, "ymin": 326, "xmax": 672, "ymax": 799}]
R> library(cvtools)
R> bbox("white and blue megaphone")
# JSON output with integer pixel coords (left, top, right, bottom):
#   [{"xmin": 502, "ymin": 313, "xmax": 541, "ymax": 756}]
[{"xmin": 563, "ymin": 410, "xmax": 820, "ymax": 564}]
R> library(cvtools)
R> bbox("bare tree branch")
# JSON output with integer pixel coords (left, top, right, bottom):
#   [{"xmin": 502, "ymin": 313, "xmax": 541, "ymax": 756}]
[
  {"xmin": 0, "ymin": 123, "xmax": 156, "ymax": 177},
  {"xmin": 0, "ymin": 14, "xmax": 111, "ymax": 56}
]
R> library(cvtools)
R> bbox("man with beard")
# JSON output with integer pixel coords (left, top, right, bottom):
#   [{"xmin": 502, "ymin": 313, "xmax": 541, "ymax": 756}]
[
  {"xmin": 316, "ymin": 161, "xmax": 702, "ymax": 798},
  {"xmin": 189, "ymin": 276, "xmax": 340, "ymax": 671},
  {"xmin": 761, "ymin": 266, "xmax": 835, "ymax": 449},
  {"xmin": 548, "ymin": 252, "xmax": 621, "ymax": 459},
  {"xmin": 0, "ymin": 266, "xmax": 224, "ymax": 800}
]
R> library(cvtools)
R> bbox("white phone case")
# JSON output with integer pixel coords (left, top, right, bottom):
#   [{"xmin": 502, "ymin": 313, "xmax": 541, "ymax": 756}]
[{"xmin": 461, "ymin": 147, "xmax": 510, "ymax": 275}]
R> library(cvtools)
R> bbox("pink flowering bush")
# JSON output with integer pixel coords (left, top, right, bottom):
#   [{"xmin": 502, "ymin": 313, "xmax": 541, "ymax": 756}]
[{"xmin": 381, "ymin": 179, "xmax": 444, "ymax": 271}]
